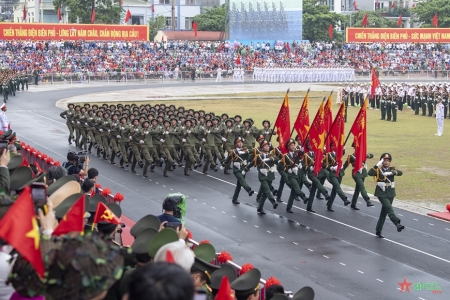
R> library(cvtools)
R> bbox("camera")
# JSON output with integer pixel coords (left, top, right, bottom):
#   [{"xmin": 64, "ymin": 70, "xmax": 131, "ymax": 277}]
[
  {"xmin": 67, "ymin": 150, "xmax": 88, "ymax": 165},
  {"xmin": 117, "ymin": 222, "xmax": 126, "ymax": 234}
]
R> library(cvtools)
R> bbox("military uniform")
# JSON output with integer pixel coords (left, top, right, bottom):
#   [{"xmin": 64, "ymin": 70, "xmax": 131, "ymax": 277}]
[
  {"xmin": 343, "ymin": 152, "xmax": 374, "ymax": 209},
  {"xmin": 253, "ymin": 140, "xmax": 278, "ymax": 214},
  {"xmin": 60, "ymin": 104, "xmax": 75, "ymax": 144},
  {"xmin": 324, "ymin": 151, "xmax": 350, "ymax": 211},
  {"xmin": 181, "ymin": 120, "xmax": 201, "ymax": 176},
  {"xmin": 367, "ymin": 153, "xmax": 404, "ymax": 238}
]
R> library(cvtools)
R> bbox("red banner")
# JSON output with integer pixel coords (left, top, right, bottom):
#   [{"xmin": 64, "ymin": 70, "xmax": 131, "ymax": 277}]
[
  {"xmin": 346, "ymin": 27, "xmax": 450, "ymax": 43},
  {"xmin": 0, "ymin": 23, "xmax": 149, "ymax": 41}
]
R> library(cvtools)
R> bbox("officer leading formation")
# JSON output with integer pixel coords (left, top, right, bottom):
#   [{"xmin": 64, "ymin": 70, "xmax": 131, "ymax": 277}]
[{"xmin": 59, "ymin": 100, "xmax": 406, "ymax": 238}]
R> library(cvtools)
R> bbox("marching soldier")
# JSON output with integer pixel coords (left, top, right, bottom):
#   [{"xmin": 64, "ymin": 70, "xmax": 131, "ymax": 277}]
[
  {"xmin": 78, "ymin": 106, "xmax": 89, "ymax": 150},
  {"xmin": 385, "ymin": 90, "xmax": 392, "ymax": 121},
  {"xmin": 414, "ymin": 88, "xmax": 421, "ymax": 115},
  {"xmin": 367, "ymin": 153, "xmax": 404, "ymax": 238},
  {"xmin": 421, "ymin": 89, "xmax": 427, "ymax": 116},
  {"xmin": 100, "ymin": 111, "xmax": 112, "ymax": 161},
  {"xmin": 428, "ymin": 88, "xmax": 435, "ymax": 117},
  {"xmin": 86, "ymin": 109, "xmax": 96, "ymax": 153},
  {"xmin": 201, "ymin": 119, "xmax": 222, "ymax": 174},
  {"xmin": 221, "ymin": 137, "xmax": 255, "ymax": 204},
  {"xmin": 60, "ymin": 103, "xmax": 75, "ymax": 144},
  {"xmin": 129, "ymin": 118, "xmax": 144, "ymax": 174},
  {"xmin": 222, "ymin": 118, "xmax": 239, "ymax": 175},
  {"xmin": 283, "ymin": 139, "xmax": 308, "ymax": 213},
  {"xmin": 391, "ymin": 90, "xmax": 398, "ymax": 122},
  {"xmin": 259, "ymin": 120, "xmax": 274, "ymax": 141},
  {"xmin": 324, "ymin": 143, "xmax": 350, "ymax": 212},
  {"xmin": 181, "ymin": 119, "xmax": 201, "ymax": 176},
  {"xmin": 2, "ymin": 80, "xmax": 9, "ymax": 103},
  {"xmin": 109, "ymin": 112, "xmax": 121, "ymax": 164}
]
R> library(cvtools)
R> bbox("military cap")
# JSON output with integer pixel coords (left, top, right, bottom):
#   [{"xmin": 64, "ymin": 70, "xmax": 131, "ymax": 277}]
[
  {"xmin": 124, "ymin": 104, "xmax": 131, "ymax": 109},
  {"xmin": 380, "ymin": 152, "xmax": 392, "ymax": 161},
  {"xmin": 234, "ymin": 115, "xmax": 242, "ymax": 120},
  {"xmin": 142, "ymin": 119, "xmax": 150, "ymax": 125},
  {"xmin": 192, "ymin": 243, "xmax": 220, "ymax": 284},
  {"xmin": 199, "ymin": 110, "xmax": 205, "ymax": 115},
  {"xmin": 74, "ymin": 104, "xmax": 81, "ymax": 109},
  {"xmin": 68, "ymin": 103, "xmax": 75, "ymax": 108},
  {"xmin": 102, "ymin": 103, "xmax": 109, "ymax": 108},
  {"xmin": 231, "ymin": 268, "xmax": 261, "ymax": 297},
  {"xmin": 260, "ymin": 139, "xmax": 270, "ymax": 149},
  {"xmin": 212, "ymin": 116, "xmax": 221, "ymax": 123},
  {"xmin": 256, "ymin": 135, "xmax": 265, "ymax": 143},
  {"xmin": 210, "ymin": 263, "xmax": 237, "ymax": 293},
  {"xmin": 163, "ymin": 119, "xmax": 171, "ymax": 125},
  {"xmin": 206, "ymin": 119, "xmax": 213, "ymax": 125},
  {"xmin": 117, "ymin": 104, "xmax": 123, "ymax": 108},
  {"xmin": 170, "ymin": 116, "xmax": 178, "ymax": 122},
  {"xmin": 48, "ymin": 181, "xmax": 81, "ymax": 208},
  {"xmin": 247, "ymin": 118, "xmax": 255, "ymax": 125},
  {"xmin": 205, "ymin": 113, "xmax": 212, "ymax": 119},
  {"xmin": 105, "ymin": 203, "xmax": 122, "ymax": 219},
  {"xmin": 221, "ymin": 113, "xmax": 229, "ymax": 118},
  {"xmin": 157, "ymin": 115, "xmax": 164, "ymax": 120},
  {"xmin": 18, "ymin": 171, "xmax": 47, "ymax": 191},
  {"xmin": 286, "ymin": 138, "xmax": 295, "ymax": 149},
  {"xmin": 130, "ymin": 214, "xmax": 161, "ymax": 238},
  {"xmin": 185, "ymin": 119, "xmax": 193, "ymax": 125},
  {"xmin": 234, "ymin": 137, "xmax": 244, "ymax": 145},
  {"xmin": 9, "ymin": 166, "xmax": 33, "ymax": 191},
  {"xmin": 131, "ymin": 228, "xmax": 159, "ymax": 254},
  {"xmin": 84, "ymin": 103, "xmax": 91, "ymax": 108},
  {"xmin": 151, "ymin": 118, "xmax": 158, "ymax": 123},
  {"xmin": 198, "ymin": 115, "xmax": 205, "ymax": 120},
  {"xmin": 5, "ymin": 132, "xmax": 16, "ymax": 142},
  {"xmin": 262, "ymin": 120, "xmax": 271, "ymax": 126},
  {"xmin": 120, "ymin": 116, "xmax": 128, "ymax": 122},
  {"xmin": 87, "ymin": 194, "xmax": 107, "ymax": 213},
  {"xmin": 92, "ymin": 104, "xmax": 99, "ymax": 109},
  {"xmin": 54, "ymin": 193, "xmax": 87, "ymax": 219},
  {"xmin": 47, "ymin": 175, "xmax": 77, "ymax": 196},
  {"xmin": 225, "ymin": 118, "xmax": 234, "ymax": 124},
  {"xmin": 103, "ymin": 111, "xmax": 110, "ymax": 117},
  {"xmin": 148, "ymin": 228, "xmax": 179, "ymax": 257},
  {"xmin": 7, "ymin": 155, "xmax": 23, "ymax": 172},
  {"xmin": 0, "ymin": 129, "xmax": 12, "ymax": 139}
]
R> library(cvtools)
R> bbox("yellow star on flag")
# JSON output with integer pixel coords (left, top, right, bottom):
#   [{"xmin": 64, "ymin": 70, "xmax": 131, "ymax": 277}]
[
  {"xmin": 25, "ymin": 216, "xmax": 40, "ymax": 250},
  {"xmin": 318, "ymin": 131, "xmax": 326, "ymax": 150}
]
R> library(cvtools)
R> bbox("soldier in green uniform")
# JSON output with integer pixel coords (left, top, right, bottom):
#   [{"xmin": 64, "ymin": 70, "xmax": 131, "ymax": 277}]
[
  {"xmin": 160, "ymin": 119, "xmax": 176, "ymax": 177},
  {"xmin": 367, "ymin": 153, "xmax": 405, "ymax": 238},
  {"xmin": 118, "ymin": 116, "xmax": 131, "ymax": 168},
  {"xmin": 9, "ymin": 75, "xmax": 15, "ymax": 96},
  {"xmin": 283, "ymin": 139, "xmax": 308, "ymax": 213},
  {"xmin": 324, "ymin": 143, "xmax": 350, "ymax": 211},
  {"xmin": 421, "ymin": 90, "xmax": 427, "ymax": 116},
  {"xmin": 140, "ymin": 120, "xmax": 158, "ymax": 177},
  {"xmin": 86, "ymin": 109, "xmax": 96, "ymax": 153},
  {"xmin": 78, "ymin": 106, "xmax": 89, "ymax": 150},
  {"xmin": 94, "ymin": 111, "xmax": 105, "ymax": 157},
  {"xmin": 380, "ymin": 89, "xmax": 386, "ymax": 120},
  {"xmin": 428, "ymin": 90, "xmax": 435, "ymax": 117},
  {"xmin": 60, "ymin": 103, "xmax": 75, "ymax": 144},
  {"xmin": 391, "ymin": 91, "xmax": 398, "ymax": 122},
  {"xmin": 23, "ymin": 71, "xmax": 29, "ymax": 90},
  {"xmin": 414, "ymin": 89, "xmax": 421, "ymax": 115},
  {"xmin": 201, "ymin": 119, "xmax": 222, "ymax": 173},
  {"xmin": 230, "ymin": 268, "xmax": 262, "ymax": 300},
  {"xmin": 2, "ymin": 80, "xmax": 9, "ymax": 103},
  {"xmin": 221, "ymin": 137, "xmax": 255, "ymax": 204},
  {"xmin": 222, "ymin": 118, "xmax": 239, "ymax": 174},
  {"xmin": 100, "ymin": 111, "xmax": 112, "ymax": 160},
  {"xmin": 241, "ymin": 119, "xmax": 259, "ymax": 149},
  {"xmin": 181, "ymin": 119, "xmax": 201, "ymax": 176},
  {"xmin": 109, "ymin": 113, "xmax": 121, "ymax": 164},
  {"xmin": 129, "ymin": 118, "xmax": 144, "ymax": 173},
  {"xmin": 259, "ymin": 120, "xmax": 274, "ymax": 141},
  {"xmin": 253, "ymin": 139, "xmax": 278, "ymax": 214},
  {"xmin": 33, "ymin": 69, "xmax": 39, "ymax": 85},
  {"xmin": 343, "ymin": 146, "xmax": 375, "ymax": 210},
  {"xmin": 385, "ymin": 91, "xmax": 392, "ymax": 121}
]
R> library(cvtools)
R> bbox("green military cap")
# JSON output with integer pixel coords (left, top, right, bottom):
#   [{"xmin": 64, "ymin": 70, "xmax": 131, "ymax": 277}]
[
  {"xmin": 204, "ymin": 113, "xmax": 212, "ymax": 119},
  {"xmin": 124, "ymin": 104, "xmax": 131, "ymax": 109},
  {"xmin": 262, "ymin": 119, "xmax": 271, "ymax": 126},
  {"xmin": 169, "ymin": 104, "xmax": 176, "ymax": 110},
  {"xmin": 380, "ymin": 152, "xmax": 392, "ymax": 161},
  {"xmin": 163, "ymin": 119, "xmax": 170, "ymax": 125},
  {"xmin": 148, "ymin": 228, "xmax": 178, "ymax": 257},
  {"xmin": 210, "ymin": 263, "xmax": 237, "ymax": 293},
  {"xmin": 231, "ymin": 268, "xmax": 261, "ymax": 298},
  {"xmin": 68, "ymin": 103, "xmax": 75, "ymax": 108},
  {"xmin": 84, "ymin": 103, "xmax": 91, "ymax": 108},
  {"xmin": 142, "ymin": 120, "xmax": 150, "ymax": 125},
  {"xmin": 9, "ymin": 166, "xmax": 33, "ymax": 191},
  {"xmin": 212, "ymin": 116, "xmax": 220, "ymax": 123},
  {"xmin": 131, "ymin": 228, "xmax": 158, "ymax": 254},
  {"xmin": 117, "ymin": 104, "xmax": 123, "ymax": 108},
  {"xmin": 7, "ymin": 155, "xmax": 23, "ymax": 172},
  {"xmin": 74, "ymin": 104, "xmax": 81, "ymax": 109},
  {"xmin": 47, "ymin": 175, "xmax": 76, "ymax": 196},
  {"xmin": 243, "ymin": 119, "xmax": 252, "ymax": 125},
  {"xmin": 105, "ymin": 203, "xmax": 122, "ymax": 218},
  {"xmin": 170, "ymin": 117, "xmax": 178, "ymax": 122},
  {"xmin": 87, "ymin": 194, "xmax": 107, "ymax": 212},
  {"xmin": 277, "ymin": 286, "xmax": 315, "ymax": 300},
  {"xmin": 184, "ymin": 119, "xmax": 193, "ymax": 125},
  {"xmin": 19, "ymin": 171, "xmax": 47, "ymax": 190},
  {"xmin": 5, "ymin": 132, "xmax": 16, "ymax": 142},
  {"xmin": 192, "ymin": 244, "xmax": 220, "ymax": 284},
  {"xmin": 54, "ymin": 193, "xmax": 88, "ymax": 219},
  {"xmin": 225, "ymin": 119, "xmax": 234, "ymax": 124},
  {"xmin": 221, "ymin": 113, "xmax": 229, "ymax": 118},
  {"xmin": 234, "ymin": 115, "xmax": 242, "ymax": 120},
  {"xmin": 102, "ymin": 103, "xmax": 108, "ymax": 108},
  {"xmin": 0, "ymin": 129, "xmax": 12, "ymax": 139}
]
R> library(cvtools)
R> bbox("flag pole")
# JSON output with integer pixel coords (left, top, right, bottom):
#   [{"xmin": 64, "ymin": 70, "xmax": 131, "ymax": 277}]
[
  {"xmin": 343, "ymin": 98, "xmax": 367, "ymax": 146},
  {"xmin": 269, "ymin": 88, "xmax": 290, "ymax": 144},
  {"xmin": 290, "ymin": 87, "xmax": 310, "ymax": 137}
]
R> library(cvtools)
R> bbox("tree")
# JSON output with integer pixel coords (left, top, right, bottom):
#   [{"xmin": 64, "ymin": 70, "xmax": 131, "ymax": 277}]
[
  {"xmin": 348, "ymin": 10, "xmax": 397, "ymax": 28},
  {"xmin": 149, "ymin": 15, "xmax": 166, "ymax": 41},
  {"xmin": 302, "ymin": 0, "xmax": 346, "ymax": 42},
  {"xmin": 193, "ymin": 4, "xmax": 225, "ymax": 31},
  {"xmin": 412, "ymin": 0, "xmax": 450, "ymax": 28},
  {"xmin": 53, "ymin": 0, "xmax": 123, "ymax": 24}
]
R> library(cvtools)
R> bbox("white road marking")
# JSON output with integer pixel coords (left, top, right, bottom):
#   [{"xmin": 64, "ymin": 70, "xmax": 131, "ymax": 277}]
[
  {"xmin": 418, "ymin": 297, "xmax": 426, "ymax": 300},
  {"xmin": 376, "ymin": 279, "xmax": 383, "ymax": 282},
  {"xmin": 233, "ymin": 216, "xmax": 237, "ymax": 218},
  {"xmin": 308, "ymin": 249, "xmax": 314, "ymax": 252},
  {"xmin": 293, "ymin": 242, "xmax": 298, "ymax": 245},
  {"xmin": 357, "ymin": 270, "xmax": 364, "ymax": 274},
  {"xmin": 243, "ymin": 220, "xmax": 247, "ymax": 223},
  {"xmin": 279, "ymin": 236, "xmax": 284, "ymax": 239},
  {"xmin": 267, "ymin": 230, "xmax": 271, "ymax": 233},
  {"xmin": 193, "ymin": 170, "xmax": 236, "ymax": 186},
  {"xmin": 429, "ymin": 223, "xmax": 434, "ymax": 226},
  {"xmin": 202, "ymin": 203, "xmax": 206, "ymax": 205},
  {"xmin": 212, "ymin": 207, "xmax": 216, "ymax": 209},
  {"xmin": 221, "ymin": 211, "xmax": 226, "ymax": 213},
  {"xmin": 340, "ymin": 263, "xmax": 346, "ymax": 266},
  {"xmin": 163, "ymin": 185, "xmax": 166, "ymax": 187},
  {"xmin": 329, "ymin": 283, "xmax": 335, "ymax": 288},
  {"xmin": 155, "ymin": 182, "xmax": 159, "ymax": 184},
  {"xmin": 398, "ymin": 214, "xmax": 403, "ymax": 216},
  {"xmin": 255, "ymin": 225, "xmax": 259, "ymax": 228},
  {"xmin": 413, "ymin": 218, "xmax": 418, "ymax": 221},
  {"xmin": 347, "ymin": 293, "xmax": 355, "ymax": 297},
  {"xmin": 194, "ymin": 199, "xmax": 198, "ymax": 201},
  {"xmin": 323, "ymin": 255, "xmax": 329, "ymax": 258},
  {"xmin": 446, "ymin": 228, "xmax": 450, "ymax": 231}
]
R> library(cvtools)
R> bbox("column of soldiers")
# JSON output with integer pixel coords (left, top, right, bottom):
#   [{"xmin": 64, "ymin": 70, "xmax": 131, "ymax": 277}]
[
  {"xmin": 0, "ymin": 70, "xmax": 29, "ymax": 103},
  {"xmin": 60, "ymin": 102, "xmax": 379, "ymax": 218},
  {"xmin": 340, "ymin": 82, "xmax": 450, "ymax": 122},
  {"xmin": 253, "ymin": 67, "xmax": 355, "ymax": 83}
]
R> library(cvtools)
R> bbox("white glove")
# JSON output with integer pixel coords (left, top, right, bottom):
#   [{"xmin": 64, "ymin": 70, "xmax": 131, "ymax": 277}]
[
  {"xmin": 165, "ymin": 131, "xmax": 169, "ymax": 134},
  {"xmin": 358, "ymin": 167, "xmax": 363, "ymax": 174},
  {"xmin": 245, "ymin": 131, "xmax": 250, "ymax": 134},
  {"xmin": 134, "ymin": 128, "xmax": 139, "ymax": 132},
  {"xmin": 76, "ymin": 121, "xmax": 80, "ymax": 124},
  {"xmin": 108, "ymin": 130, "xmax": 110, "ymax": 132},
  {"xmin": 182, "ymin": 138, "xmax": 186, "ymax": 143},
  {"xmin": 376, "ymin": 159, "xmax": 384, "ymax": 167},
  {"xmin": 71, "ymin": 121, "xmax": 75, "ymax": 124},
  {"xmin": 238, "ymin": 151, "xmax": 246, "ymax": 155},
  {"xmin": 296, "ymin": 162, "xmax": 303, "ymax": 169},
  {"xmin": 263, "ymin": 158, "xmax": 272, "ymax": 162},
  {"xmin": 89, "ymin": 117, "xmax": 93, "ymax": 120},
  {"xmin": 228, "ymin": 129, "xmax": 232, "ymax": 132},
  {"xmin": 129, "ymin": 136, "xmax": 133, "ymax": 140},
  {"xmin": 298, "ymin": 145, "xmax": 304, "ymax": 152},
  {"xmin": 288, "ymin": 169, "xmax": 293, "ymax": 174},
  {"xmin": 121, "ymin": 127, "xmax": 125, "ymax": 130},
  {"xmin": 292, "ymin": 167, "xmax": 298, "ymax": 174},
  {"xmin": 181, "ymin": 126, "xmax": 185, "ymax": 129},
  {"xmin": 383, "ymin": 171, "xmax": 393, "ymax": 176},
  {"xmin": 260, "ymin": 169, "xmax": 268, "ymax": 176},
  {"xmin": 242, "ymin": 170, "xmax": 246, "ymax": 175},
  {"xmin": 220, "ymin": 166, "xmax": 224, "ymax": 170},
  {"xmin": 206, "ymin": 130, "xmax": 210, "ymax": 134},
  {"xmin": 99, "ymin": 129, "xmax": 103, "ymax": 132},
  {"xmin": 233, "ymin": 162, "xmax": 241, "ymax": 169},
  {"xmin": 330, "ymin": 166, "xmax": 337, "ymax": 171},
  {"xmin": 144, "ymin": 131, "xmax": 148, "ymax": 134},
  {"xmin": 140, "ymin": 140, "xmax": 144, "ymax": 144},
  {"xmin": 116, "ymin": 135, "xmax": 121, "ymax": 139},
  {"xmin": 243, "ymin": 160, "xmax": 247, "ymax": 165},
  {"xmin": 160, "ymin": 139, "xmax": 165, "ymax": 143},
  {"xmin": 85, "ymin": 123, "xmax": 88, "ymax": 125},
  {"xmin": 200, "ymin": 126, "xmax": 204, "ymax": 129},
  {"xmin": 242, "ymin": 138, "xmax": 245, "ymax": 141},
  {"xmin": 187, "ymin": 130, "xmax": 191, "ymax": 133},
  {"xmin": 202, "ymin": 138, "xmax": 206, "ymax": 142},
  {"xmin": 221, "ymin": 137, "xmax": 227, "ymax": 142},
  {"xmin": 309, "ymin": 166, "xmax": 314, "ymax": 171}
]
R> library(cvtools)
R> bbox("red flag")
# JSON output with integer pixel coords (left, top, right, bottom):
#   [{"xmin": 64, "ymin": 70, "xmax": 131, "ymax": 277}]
[
  {"xmin": 151, "ymin": 4, "xmax": 155, "ymax": 12},
  {"xmin": 293, "ymin": 93, "xmax": 310, "ymax": 144},
  {"xmin": 328, "ymin": 24, "xmax": 333, "ymax": 39},
  {"xmin": 57, "ymin": 6, "xmax": 62, "ymax": 21},
  {"xmin": 353, "ymin": 1, "xmax": 358, "ymax": 11},
  {"xmin": 433, "ymin": 14, "xmax": 438, "ymax": 27},
  {"xmin": 328, "ymin": 103, "xmax": 345, "ymax": 175},
  {"xmin": 350, "ymin": 100, "xmax": 368, "ymax": 175},
  {"xmin": 397, "ymin": 14, "xmax": 402, "ymax": 27},
  {"xmin": 0, "ymin": 186, "xmax": 45, "ymax": 277},
  {"xmin": 214, "ymin": 276, "xmax": 234, "ymax": 300},
  {"xmin": 362, "ymin": 14, "xmax": 368, "ymax": 27},
  {"xmin": 235, "ymin": 54, "xmax": 241, "ymax": 65},
  {"xmin": 324, "ymin": 96, "xmax": 333, "ymax": 150},
  {"xmin": 274, "ymin": 92, "xmax": 291, "ymax": 154},
  {"xmin": 193, "ymin": 21, "xmax": 198, "ymax": 37},
  {"xmin": 93, "ymin": 202, "xmax": 121, "ymax": 225},
  {"xmin": 91, "ymin": 8, "xmax": 96, "ymax": 23},
  {"xmin": 52, "ymin": 195, "xmax": 86, "ymax": 236},
  {"xmin": 412, "ymin": 3, "xmax": 415, "ymax": 8},
  {"xmin": 125, "ymin": 9, "xmax": 132, "ymax": 23},
  {"xmin": 308, "ymin": 102, "xmax": 326, "ymax": 176},
  {"xmin": 375, "ymin": 0, "xmax": 379, "ymax": 9},
  {"xmin": 390, "ymin": 1, "xmax": 395, "ymax": 8},
  {"xmin": 166, "ymin": 250, "xmax": 175, "ymax": 263},
  {"xmin": 371, "ymin": 67, "xmax": 380, "ymax": 98},
  {"xmin": 23, "ymin": 4, "xmax": 27, "ymax": 21}
]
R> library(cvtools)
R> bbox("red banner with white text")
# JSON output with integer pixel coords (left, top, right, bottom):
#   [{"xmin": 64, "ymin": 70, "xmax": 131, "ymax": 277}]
[
  {"xmin": 0, "ymin": 23, "xmax": 149, "ymax": 41},
  {"xmin": 346, "ymin": 27, "xmax": 450, "ymax": 43}
]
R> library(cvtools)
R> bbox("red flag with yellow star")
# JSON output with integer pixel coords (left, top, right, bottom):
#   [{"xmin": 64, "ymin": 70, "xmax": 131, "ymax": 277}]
[
  {"xmin": 328, "ymin": 103, "xmax": 345, "ymax": 175},
  {"xmin": 324, "ymin": 96, "xmax": 333, "ymax": 151},
  {"xmin": 93, "ymin": 202, "xmax": 120, "ymax": 225},
  {"xmin": 293, "ymin": 92, "xmax": 310, "ymax": 144},
  {"xmin": 274, "ymin": 91, "xmax": 291, "ymax": 154},
  {"xmin": 308, "ymin": 102, "xmax": 326, "ymax": 176},
  {"xmin": 350, "ymin": 99, "xmax": 368, "ymax": 175},
  {"xmin": 52, "ymin": 194, "xmax": 86, "ymax": 236},
  {"xmin": 215, "ymin": 276, "xmax": 235, "ymax": 300},
  {"xmin": 0, "ymin": 186, "xmax": 45, "ymax": 277}
]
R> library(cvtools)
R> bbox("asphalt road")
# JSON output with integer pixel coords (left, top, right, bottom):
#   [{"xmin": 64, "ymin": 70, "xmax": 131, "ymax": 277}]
[{"xmin": 8, "ymin": 81, "xmax": 450, "ymax": 300}]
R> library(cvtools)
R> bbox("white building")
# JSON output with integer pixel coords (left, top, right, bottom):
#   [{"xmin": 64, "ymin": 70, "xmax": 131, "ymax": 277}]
[{"xmin": 13, "ymin": 0, "xmax": 225, "ymax": 30}]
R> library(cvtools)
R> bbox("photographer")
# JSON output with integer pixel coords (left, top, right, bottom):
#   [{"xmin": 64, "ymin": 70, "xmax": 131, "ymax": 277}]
[{"xmin": 62, "ymin": 151, "xmax": 90, "ymax": 176}]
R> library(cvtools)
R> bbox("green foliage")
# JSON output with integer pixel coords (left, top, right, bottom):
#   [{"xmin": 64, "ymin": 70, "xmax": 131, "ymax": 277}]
[
  {"xmin": 348, "ymin": 10, "xmax": 397, "ymax": 28},
  {"xmin": 412, "ymin": 0, "xmax": 450, "ymax": 28},
  {"xmin": 148, "ymin": 15, "xmax": 166, "ymax": 41},
  {"xmin": 193, "ymin": 4, "xmax": 226, "ymax": 31},
  {"xmin": 53, "ymin": 0, "xmax": 123, "ymax": 24},
  {"xmin": 302, "ymin": 0, "xmax": 346, "ymax": 42}
]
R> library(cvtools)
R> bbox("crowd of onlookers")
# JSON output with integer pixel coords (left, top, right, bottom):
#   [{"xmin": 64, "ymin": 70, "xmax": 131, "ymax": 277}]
[{"xmin": 2, "ymin": 40, "xmax": 450, "ymax": 80}]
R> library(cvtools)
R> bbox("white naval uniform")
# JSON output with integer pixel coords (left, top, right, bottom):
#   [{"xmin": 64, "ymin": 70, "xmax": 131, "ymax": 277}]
[
  {"xmin": 436, "ymin": 102, "xmax": 444, "ymax": 136},
  {"xmin": 0, "ymin": 112, "xmax": 9, "ymax": 131}
]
